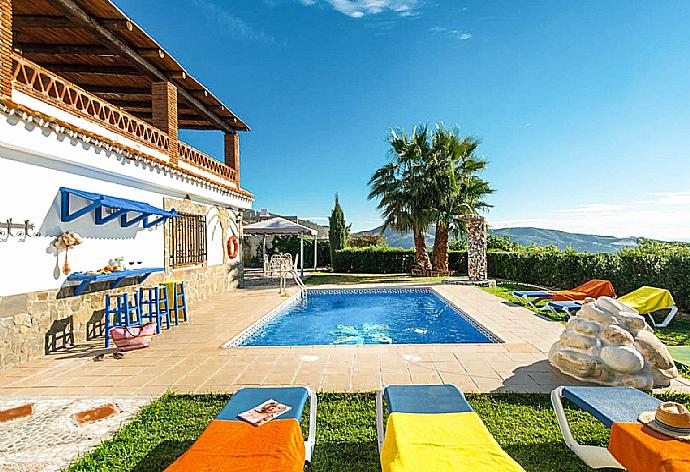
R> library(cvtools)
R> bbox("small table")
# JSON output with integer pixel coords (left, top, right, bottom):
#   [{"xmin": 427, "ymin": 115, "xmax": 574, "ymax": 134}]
[{"xmin": 67, "ymin": 267, "xmax": 164, "ymax": 295}]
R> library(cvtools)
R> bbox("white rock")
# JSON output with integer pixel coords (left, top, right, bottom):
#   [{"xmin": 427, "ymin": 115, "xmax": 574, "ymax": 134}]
[
  {"xmin": 560, "ymin": 331, "xmax": 599, "ymax": 351},
  {"xmin": 600, "ymin": 345, "xmax": 644, "ymax": 373},
  {"xmin": 601, "ymin": 325, "xmax": 634, "ymax": 346},
  {"xmin": 578, "ymin": 303, "xmax": 617, "ymax": 325},
  {"xmin": 567, "ymin": 318, "xmax": 600, "ymax": 336},
  {"xmin": 598, "ymin": 297, "xmax": 638, "ymax": 316},
  {"xmin": 549, "ymin": 296, "xmax": 678, "ymax": 389}
]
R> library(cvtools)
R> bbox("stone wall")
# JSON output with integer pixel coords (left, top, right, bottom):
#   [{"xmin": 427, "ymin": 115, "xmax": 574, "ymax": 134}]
[{"xmin": 462, "ymin": 215, "xmax": 488, "ymax": 281}]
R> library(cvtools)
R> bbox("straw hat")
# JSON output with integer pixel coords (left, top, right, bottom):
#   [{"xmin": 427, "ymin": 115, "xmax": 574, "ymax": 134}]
[{"xmin": 639, "ymin": 402, "xmax": 690, "ymax": 441}]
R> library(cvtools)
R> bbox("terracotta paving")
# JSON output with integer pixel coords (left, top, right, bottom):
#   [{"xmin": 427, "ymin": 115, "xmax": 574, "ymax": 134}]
[{"xmin": 1, "ymin": 284, "xmax": 689, "ymax": 396}]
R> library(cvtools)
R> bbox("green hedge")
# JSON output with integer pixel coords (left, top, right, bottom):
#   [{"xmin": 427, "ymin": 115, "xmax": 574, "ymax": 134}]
[
  {"xmin": 333, "ymin": 247, "xmax": 467, "ymax": 274},
  {"xmin": 333, "ymin": 247, "xmax": 690, "ymax": 310},
  {"xmin": 489, "ymin": 251, "xmax": 690, "ymax": 310}
]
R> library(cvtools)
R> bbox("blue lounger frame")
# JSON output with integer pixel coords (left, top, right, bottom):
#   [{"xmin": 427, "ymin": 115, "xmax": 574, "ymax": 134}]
[{"xmin": 551, "ymin": 386, "xmax": 661, "ymax": 469}]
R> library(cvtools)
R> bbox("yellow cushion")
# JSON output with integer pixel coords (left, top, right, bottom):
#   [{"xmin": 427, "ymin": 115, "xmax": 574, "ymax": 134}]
[
  {"xmin": 619, "ymin": 286, "xmax": 675, "ymax": 315},
  {"xmin": 380, "ymin": 412, "xmax": 525, "ymax": 472}
]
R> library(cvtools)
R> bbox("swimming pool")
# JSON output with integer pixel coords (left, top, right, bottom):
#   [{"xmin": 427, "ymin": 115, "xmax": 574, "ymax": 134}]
[{"xmin": 228, "ymin": 288, "xmax": 500, "ymax": 347}]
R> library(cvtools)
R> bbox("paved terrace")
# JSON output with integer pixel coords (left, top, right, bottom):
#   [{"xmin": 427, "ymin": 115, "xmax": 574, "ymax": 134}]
[{"xmin": 1, "ymin": 284, "xmax": 689, "ymax": 396}]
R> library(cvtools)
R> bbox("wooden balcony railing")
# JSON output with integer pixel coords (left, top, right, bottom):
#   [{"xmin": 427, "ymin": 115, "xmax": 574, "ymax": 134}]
[
  {"xmin": 11, "ymin": 53, "xmax": 170, "ymax": 153},
  {"xmin": 11, "ymin": 54, "xmax": 237, "ymax": 184},
  {"xmin": 179, "ymin": 141, "xmax": 237, "ymax": 182}
]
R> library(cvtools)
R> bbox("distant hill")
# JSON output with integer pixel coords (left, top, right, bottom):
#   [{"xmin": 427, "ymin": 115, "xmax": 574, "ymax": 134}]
[
  {"xmin": 491, "ymin": 227, "xmax": 639, "ymax": 253},
  {"xmin": 356, "ymin": 225, "xmax": 639, "ymax": 253}
]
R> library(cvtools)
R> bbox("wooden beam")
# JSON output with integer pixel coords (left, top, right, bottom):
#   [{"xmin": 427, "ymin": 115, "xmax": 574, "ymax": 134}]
[
  {"xmin": 100, "ymin": 19, "xmax": 133, "ymax": 31},
  {"xmin": 108, "ymin": 100, "xmax": 196, "ymax": 113},
  {"xmin": 13, "ymin": 15, "xmax": 73, "ymax": 29},
  {"xmin": 81, "ymin": 85, "xmax": 151, "ymax": 95},
  {"xmin": 45, "ymin": 63, "xmax": 140, "ymax": 76},
  {"xmin": 14, "ymin": 42, "xmax": 116, "ymax": 56},
  {"xmin": 51, "ymin": 0, "xmax": 237, "ymax": 133},
  {"xmin": 139, "ymin": 48, "xmax": 165, "ymax": 59}
]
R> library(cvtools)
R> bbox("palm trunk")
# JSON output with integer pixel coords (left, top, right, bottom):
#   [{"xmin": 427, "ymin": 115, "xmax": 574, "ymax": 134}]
[
  {"xmin": 413, "ymin": 227, "xmax": 432, "ymax": 271},
  {"xmin": 432, "ymin": 222, "xmax": 449, "ymax": 274}
]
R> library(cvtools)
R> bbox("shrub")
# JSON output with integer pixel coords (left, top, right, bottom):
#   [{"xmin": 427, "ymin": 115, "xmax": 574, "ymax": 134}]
[
  {"xmin": 488, "ymin": 250, "xmax": 690, "ymax": 310},
  {"xmin": 333, "ymin": 244, "xmax": 690, "ymax": 310},
  {"xmin": 348, "ymin": 234, "xmax": 384, "ymax": 248},
  {"xmin": 333, "ymin": 247, "xmax": 467, "ymax": 274}
]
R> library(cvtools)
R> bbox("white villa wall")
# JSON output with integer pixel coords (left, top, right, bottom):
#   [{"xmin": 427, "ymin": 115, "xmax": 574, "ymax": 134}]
[
  {"xmin": 0, "ymin": 153, "xmax": 165, "ymax": 296},
  {"xmin": 0, "ymin": 97, "xmax": 251, "ymax": 368}
]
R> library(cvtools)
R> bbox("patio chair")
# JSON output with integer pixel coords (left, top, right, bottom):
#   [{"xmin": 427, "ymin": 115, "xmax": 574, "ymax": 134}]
[
  {"xmin": 618, "ymin": 286, "xmax": 678, "ymax": 328},
  {"xmin": 551, "ymin": 386, "xmax": 661, "ymax": 469},
  {"xmin": 376, "ymin": 384, "xmax": 525, "ymax": 471},
  {"xmin": 545, "ymin": 300, "xmax": 583, "ymax": 318},
  {"xmin": 513, "ymin": 279, "xmax": 616, "ymax": 309},
  {"xmin": 165, "ymin": 386, "xmax": 317, "ymax": 471}
]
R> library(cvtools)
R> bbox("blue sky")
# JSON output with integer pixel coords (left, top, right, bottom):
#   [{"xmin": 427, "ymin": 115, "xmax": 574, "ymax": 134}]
[{"xmin": 117, "ymin": 0, "xmax": 690, "ymax": 240}]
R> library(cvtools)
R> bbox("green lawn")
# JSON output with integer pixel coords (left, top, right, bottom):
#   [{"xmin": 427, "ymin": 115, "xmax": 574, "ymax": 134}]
[
  {"xmin": 66, "ymin": 392, "xmax": 690, "ymax": 472},
  {"xmin": 305, "ymin": 272, "xmax": 448, "ymax": 286}
]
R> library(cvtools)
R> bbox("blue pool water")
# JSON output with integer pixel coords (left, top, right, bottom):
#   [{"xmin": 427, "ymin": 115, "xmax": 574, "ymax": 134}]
[{"xmin": 237, "ymin": 289, "xmax": 498, "ymax": 346}]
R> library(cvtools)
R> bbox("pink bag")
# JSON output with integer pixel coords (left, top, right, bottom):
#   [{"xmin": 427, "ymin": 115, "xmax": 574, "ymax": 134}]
[{"xmin": 110, "ymin": 323, "xmax": 156, "ymax": 352}]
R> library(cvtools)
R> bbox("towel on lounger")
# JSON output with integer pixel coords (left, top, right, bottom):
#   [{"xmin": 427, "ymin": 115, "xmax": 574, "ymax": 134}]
[
  {"xmin": 550, "ymin": 279, "xmax": 616, "ymax": 301},
  {"xmin": 618, "ymin": 286, "xmax": 675, "ymax": 315},
  {"xmin": 380, "ymin": 412, "xmax": 525, "ymax": 472},
  {"xmin": 165, "ymin": 418, "xmax": 305, "ymax": 472},
  {"xmin": 608, "ymin": 422, "xmax": 690, "ymax": 472}
]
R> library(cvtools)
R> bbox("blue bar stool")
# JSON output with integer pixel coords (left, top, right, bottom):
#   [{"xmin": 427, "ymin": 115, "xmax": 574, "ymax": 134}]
[
  {"xmin": 138, "ymin": 286, "xmax": 170, "ymax": 334},
  {"xmin": 104, "ymin": 293, "xmax": 140, "ymax": 348},
  {"xmin": 161, "ymin": 281, "xmax": 188, "ymax": 325}
]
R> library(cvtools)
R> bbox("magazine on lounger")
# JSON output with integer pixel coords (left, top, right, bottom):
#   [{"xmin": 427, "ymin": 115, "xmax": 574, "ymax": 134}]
[{"xmin": 238, "ymin": 399, "xmax": 291, "ymax": 426}]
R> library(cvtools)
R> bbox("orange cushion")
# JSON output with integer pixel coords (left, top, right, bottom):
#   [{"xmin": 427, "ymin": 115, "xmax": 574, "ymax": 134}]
[
  {"xmin": 551, "ymin": 280, "xmax": 616, "ymax": 301},
  {"xmin": 608, "ymin": 422, "xmax": 690, "ymax": 472},
  {"xmin": 165, "ymin": 419, "xmax": 305, "ymax": 472}
]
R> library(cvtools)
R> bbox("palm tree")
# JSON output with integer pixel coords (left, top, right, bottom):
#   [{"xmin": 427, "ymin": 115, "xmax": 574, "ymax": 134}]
[
  {"xmin": 429, "ymin": 126, "xmax": 494, "ymax": 273},
  {"xmin": 368, "ymin": 126, "xmax": 434, "ymax": 271}
]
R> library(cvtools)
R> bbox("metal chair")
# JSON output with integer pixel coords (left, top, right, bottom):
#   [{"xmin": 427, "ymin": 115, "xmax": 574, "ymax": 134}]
[
  {"xmin": 104, "ymin": 292, "xmax": 140, "ymax": 348},
  {"xmin": 138, "ymin": 286, "xmax": 170, "ymax": 334},
  {"xmin": 161, "ymin": 281, "xmax": 188, "ymax": 324}
]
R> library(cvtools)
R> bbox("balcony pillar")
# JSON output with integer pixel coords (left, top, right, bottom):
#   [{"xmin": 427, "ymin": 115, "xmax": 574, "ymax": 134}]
[
  {"xmin": 0, "ymin": 0, "xmax": 12, "ymax": 98},
  {"xmin": 152, "ymin": 80, "xmax": 178, "ymax": 165},
  {"xmin": 224, "ymin": 131, "xmax": 239, "ymax": 183}
]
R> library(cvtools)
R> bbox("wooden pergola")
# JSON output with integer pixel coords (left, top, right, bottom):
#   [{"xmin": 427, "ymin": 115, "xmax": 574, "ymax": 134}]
[{"xmin": 0, "ymin": 0, "xmax": 249, "ymax": 177}]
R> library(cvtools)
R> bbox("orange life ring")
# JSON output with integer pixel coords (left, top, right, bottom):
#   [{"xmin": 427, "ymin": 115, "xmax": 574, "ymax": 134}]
[{"xmin": 227, "ymin": 235, "xmax": 239, "ymax": 259}]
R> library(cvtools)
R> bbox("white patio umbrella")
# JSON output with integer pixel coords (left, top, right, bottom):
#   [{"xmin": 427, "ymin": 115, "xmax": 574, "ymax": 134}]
[{"xmin": 243, "ymin": 217, "xmax": 318, "ymax": 277}]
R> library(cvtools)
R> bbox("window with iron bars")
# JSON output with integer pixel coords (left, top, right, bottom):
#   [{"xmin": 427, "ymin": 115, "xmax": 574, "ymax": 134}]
[{"xmin": 169, "ymin": 213, "xmax": 207, "ymax": 267}]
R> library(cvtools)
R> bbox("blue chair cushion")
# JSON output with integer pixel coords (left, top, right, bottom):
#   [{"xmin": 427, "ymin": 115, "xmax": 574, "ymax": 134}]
[
  {"xmin": 384, "ymin": 384, "xmax": 474, "ymax": 414},
  {"xmin": 513, "ymin": 291, "xmax": 551, "ymax": 298},
  {"xmin": 562, "ymin": 386, "xmax": 661, "ymax": 429},
  {"xmin": 548, "ymin": 301, "xmax": 582, "ymax": 312},
  {"xmin": 216, "ymin": 387, "xmax": 308, "ymax": 422}
]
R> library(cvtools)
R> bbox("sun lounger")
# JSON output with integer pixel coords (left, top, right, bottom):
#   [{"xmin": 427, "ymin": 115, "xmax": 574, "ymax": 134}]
[
  {"xmin": 546, "ymin": 300, "xmax": 583, "ymax": 317},
  {"xmin": 619, "ymin": 286, "xmax": 678, "ymax": 328},
  {"xmin": 376, "ymin": 384, "xmax": 525, "ymax": 471},
  {"xmin": 513, "ymin": 279, "xmax": 616, "ymax": 309},
  {"xmin": 551, "ymin": 385, "xmax": 661, "ymax": 469},
  {"xmin": 166, "ymin": 386, "xmax": 317, "ymax": 471}
]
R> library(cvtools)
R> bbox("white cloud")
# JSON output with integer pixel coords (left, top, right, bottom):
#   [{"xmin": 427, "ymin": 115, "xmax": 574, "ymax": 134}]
[
  {"xmin": 190, "ymin": 0, "xmax": 283, "ymax": 47},
  {"xmin": 429, "ymin": 26, "xmax": 472, "ymax": 41},
  {"xmin": 300, "ymin": 0, "xmax": 419, "ymax": 18},
  {"xmin": 492, "ymin": 190, "xmax": 690, "ymax": 242}
]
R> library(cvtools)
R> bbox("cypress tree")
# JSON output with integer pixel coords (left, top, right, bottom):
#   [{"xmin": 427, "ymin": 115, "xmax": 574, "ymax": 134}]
[{"xmin": 328, "ymin": 194, "xmax": 349, "ymax": 264}]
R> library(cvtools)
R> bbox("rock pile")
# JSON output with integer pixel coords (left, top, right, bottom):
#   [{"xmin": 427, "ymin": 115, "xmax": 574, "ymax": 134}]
[{"xmin": 549, "ymin": 296, "xmax": 678, "ymax": 390}]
